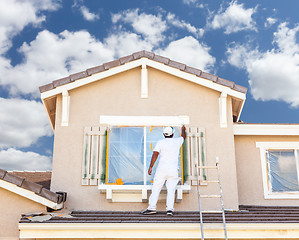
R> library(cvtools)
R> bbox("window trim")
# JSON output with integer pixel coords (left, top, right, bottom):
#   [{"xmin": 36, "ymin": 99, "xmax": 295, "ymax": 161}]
[{"xmin": 256, "ymin": 142, "xmax": 299, "ymax": 199}]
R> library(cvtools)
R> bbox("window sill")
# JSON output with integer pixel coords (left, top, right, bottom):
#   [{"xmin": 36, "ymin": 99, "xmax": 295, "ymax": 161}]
[
  {"xmin": 265, "ymin": 192, "xmax": 299, "ymax": 199},
  {"xmin": 98, "ymin": 184, "xmax": 191, "ymax": 203}
]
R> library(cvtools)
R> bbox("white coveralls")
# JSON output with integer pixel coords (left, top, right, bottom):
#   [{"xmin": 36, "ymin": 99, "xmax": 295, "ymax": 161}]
[{"xmin": 148, "ymin": 137, "xmax": 184, "ymax": 211}]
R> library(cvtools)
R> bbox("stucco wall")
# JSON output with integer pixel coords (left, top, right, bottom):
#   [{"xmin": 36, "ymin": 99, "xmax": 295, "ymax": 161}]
[
  {"xmin": 235, "ymin": 135, "xmax": 299, "ymax": 206},
  {"xmin": 50, "ymin": 66, "xmax": 239, "ymax": 211},
  {"xmin": 0, "ymin": 187, "xmax": 46, "ymax": 239}
]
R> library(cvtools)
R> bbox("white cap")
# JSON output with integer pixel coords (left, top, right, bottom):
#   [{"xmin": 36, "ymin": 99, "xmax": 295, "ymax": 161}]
[{"xmin": 163, "ymin": 126, "xmax": 175, "ymax": 136}]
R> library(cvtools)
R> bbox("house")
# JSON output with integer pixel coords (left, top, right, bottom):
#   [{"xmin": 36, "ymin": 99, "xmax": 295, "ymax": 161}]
[{"xmin": 1, "ymin": 50, "xmax": 299, "ymax": 239}]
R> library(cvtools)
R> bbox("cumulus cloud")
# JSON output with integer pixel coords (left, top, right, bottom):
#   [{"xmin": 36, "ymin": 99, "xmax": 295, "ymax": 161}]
[
  {"xmin": 0, "ymin": 98, "xmax": 52, "ymax": 148},
  {"xmin": 112, "ymin": 9, "xmax": 167, "ymax": 45},
  {"xmin": 0, "ymin": 9, "xmax": 216, "ymax": 97},
  {"xmin": 0, "ymin": 0, "xmax": 60, "ymax": 54},
  {"xmin": 0, "ymin": 30, "xmax": 114, "ymax": 96},
  {"xmin": 208, "ymin": 1, "xmax": 257, "ymax": 34},
  {"xmin": 265, "ymin": 17, "xmax": 277, "ymax": 28},
  {"xmin": 158, "ymin": 36, "xmax": 215, "ymax": 71},
  {"xmin": 227, "ymin": 23, "xmax": 299, "ymax": 107},
  {"xmin": 167, "ymin": 13, "xmax": 204, "ymax": 37},
  {"xmin": 0, "ymin": 148, "xmax": 52, "ymax": 171},
  {"xmin": 80, "ymin": 6, "xmax": 100, "ymax": 21}
]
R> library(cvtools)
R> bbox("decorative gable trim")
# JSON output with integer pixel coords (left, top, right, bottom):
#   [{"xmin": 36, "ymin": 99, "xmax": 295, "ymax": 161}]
[{"xmin": 41, "ymin": 57, "xmax": 246, "ymax": 101}]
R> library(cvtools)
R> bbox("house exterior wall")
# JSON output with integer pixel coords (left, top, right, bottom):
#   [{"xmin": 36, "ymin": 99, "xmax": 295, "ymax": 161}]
[
  {"xmin": 50, "ymin": 66, "xmax": 239, "ymax": 211},
  {"xmin": 235, "ymin": 135, "xmax": 299, "ymax": 206},
  {"xmin": 0, "ymin": 187, "xmax": 46, "ymax": 239}
]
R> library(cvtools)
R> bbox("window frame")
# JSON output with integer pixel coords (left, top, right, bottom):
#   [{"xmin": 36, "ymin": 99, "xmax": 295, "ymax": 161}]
[
  {"xmin": 256, "ymin": 142, "xmax": 299, "ymax": 199},
  {"xmin": 105, "ymin": 126, "xmax": 184, "ymax": 186}
]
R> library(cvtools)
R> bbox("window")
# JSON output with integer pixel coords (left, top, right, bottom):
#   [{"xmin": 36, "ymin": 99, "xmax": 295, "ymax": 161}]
[
  {"xmin": 257, "ymin": 142, "xmax": 299, "ymax": 199},
  {"xmin": 266, "ymin": 150, "xmax": 299, "ymax": 192},
  {"xmin": 106, "ymin": 126, "xmax": 183, "ymax": 185}
]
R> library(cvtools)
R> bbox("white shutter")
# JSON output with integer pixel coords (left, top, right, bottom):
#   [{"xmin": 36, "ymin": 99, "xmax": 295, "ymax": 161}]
[
  {"xmin": 185, "ymin": 127, "xmax": 207, "ymax": 185},
  {"xmin": 82, "ymin": 126, "xmax": 107, "ymax": 185}
]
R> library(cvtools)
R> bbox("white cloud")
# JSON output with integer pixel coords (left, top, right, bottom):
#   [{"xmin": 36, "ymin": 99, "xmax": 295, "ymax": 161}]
[
  {"xmin": 265, "ymin": 17, "xmax": 277, "ymax": 28},
  {"xmin": 158, "ymin": 36, "xmax": 215, "ymax": 71},
  {"xmin": 167, "ymin": 13, "xmax": 204, "ymax": 37},
  {"xmin": 0, "ymin": 0, "xmax": 60, "ymax": 54},
  {"xmin": 0, "ymin": 9, "xmax": 216, "ymax": 97},
  {"xmin": 112, "ymin": 9, "xmax": 167, "ymax": 45},
  {"xmin": 0, "ymin": 148, "xmax": 52, "ymax": 171},
  {"xmin": 182, "ymin": 0, "xmax": 204, "ymax": 8},
  {"xmin": 227, "ymin": 23, "xmax": 299, "ymax": 107},
  {"xmin": 0, "ymin": 98, "xmax": 52, "ymax": 148},
  {"xmin": 104, "ymin": 31, "xmax": 153, "ymax": 58},
  {"xmin": 0, "ymin": 30, "xmax": 114, "ymax": 96},
  {"xmin": 80, "ymin": 6, "xmax": 99, "ymax": 21},
  {"xmin": 209, "ymin": 1, "xmax": 257, "ymax": 34}
]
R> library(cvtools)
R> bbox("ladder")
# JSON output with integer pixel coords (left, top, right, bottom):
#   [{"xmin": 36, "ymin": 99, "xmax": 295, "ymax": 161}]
[{"xmin": 195, "ymin": 157, "xmax": 228, "ymax": 240}]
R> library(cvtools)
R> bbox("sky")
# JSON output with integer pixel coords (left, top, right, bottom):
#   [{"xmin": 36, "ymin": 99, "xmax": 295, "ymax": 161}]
[{"xmin": 0, "ymin": 0, "xmax": 299, "ymax": 171}]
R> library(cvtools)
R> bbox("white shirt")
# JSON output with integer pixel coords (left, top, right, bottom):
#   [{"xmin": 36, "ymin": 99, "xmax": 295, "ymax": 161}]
[{"xmin": 153, "ymin": 137, "xmax": 184, "ymax": 170}]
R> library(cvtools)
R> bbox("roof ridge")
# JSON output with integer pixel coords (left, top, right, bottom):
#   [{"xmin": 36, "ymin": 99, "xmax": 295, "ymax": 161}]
[
  {"xmin": 39, "ymin": 50, "xmax": 247, "ymax": 94},
  {"xmin": 0, "ymin": 168, "xmax": 64, "ymax": 205}
]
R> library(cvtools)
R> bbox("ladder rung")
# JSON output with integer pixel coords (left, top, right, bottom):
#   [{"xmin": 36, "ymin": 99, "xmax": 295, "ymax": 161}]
[
  {"xmin": 201, "ymin": 180, "xmax": 219, "ymax": 183},
  {"xmin": 197, "ymin": 166, "xmax": 217, "ymax": 169},
  {"xmin": 200, "ymin": 195, "xmax": 221, "ymax": 198}
]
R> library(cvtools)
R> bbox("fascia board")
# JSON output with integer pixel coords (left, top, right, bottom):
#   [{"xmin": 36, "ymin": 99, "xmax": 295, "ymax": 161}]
[
  {"xmin": 41, "ymin": 58, "xmax": 246, "ymax": 101},
  {"xmin": 234, "ymin": 124, "xmax": 299, "ymax": 136},
  {"xmin": 41, "ymin": 59, "xmax": 144, "ymax": 100},
  {"xmin": 19, "ymin": 222, "xmax": 299, "ymax": 239},
  {"xmin": 0, "ymin": 179, "xmax": 62, "ymax": 210}
]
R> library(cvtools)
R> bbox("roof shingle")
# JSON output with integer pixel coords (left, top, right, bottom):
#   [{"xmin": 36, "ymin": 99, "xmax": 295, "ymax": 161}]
[
  {"xmin": 19, "ymin": 205, "xmax": 299, "ymax": 224},
  {"xmin": 0, "ymin": 169, "xmax": 63, "ymax": 204},
  {"xmin": 39, "ymin": 50, "xmax": 248, "ymax": 94}
]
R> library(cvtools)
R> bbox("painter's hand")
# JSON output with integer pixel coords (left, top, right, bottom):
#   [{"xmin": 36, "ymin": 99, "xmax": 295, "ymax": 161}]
[{"xmin": 148, "ymin": 167, "xmax": 153, "ymax": 175}]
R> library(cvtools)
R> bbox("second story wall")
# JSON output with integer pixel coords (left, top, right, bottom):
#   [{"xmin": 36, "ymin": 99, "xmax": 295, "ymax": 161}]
[{"xmin": 50, "ymin": 66, "xmax": 239, "ymax": 211}]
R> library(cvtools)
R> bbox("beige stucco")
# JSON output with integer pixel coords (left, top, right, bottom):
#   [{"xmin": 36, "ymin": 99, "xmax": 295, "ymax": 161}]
[
  {"xmin": 0, "ymin": 187, "xmax": 46, "ymax": 239},
  {"xmin": 50, "ymin": 66, "xmax": 239, "ymax": 211},
  {"xmin": 235, "ymin": 135, "xmax": 299, "ymax": 206}
]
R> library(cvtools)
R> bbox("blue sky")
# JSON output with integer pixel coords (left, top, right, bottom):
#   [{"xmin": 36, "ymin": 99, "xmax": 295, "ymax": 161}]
[{"xmin": 0, "ymin": 0, "xmax": 298, "ymax": 170}]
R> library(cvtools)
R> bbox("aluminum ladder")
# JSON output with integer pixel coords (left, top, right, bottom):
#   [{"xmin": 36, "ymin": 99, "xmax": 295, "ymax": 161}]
[{"xmin": 195, "ymin": 157, "xmax": 228, "ymax": 240}]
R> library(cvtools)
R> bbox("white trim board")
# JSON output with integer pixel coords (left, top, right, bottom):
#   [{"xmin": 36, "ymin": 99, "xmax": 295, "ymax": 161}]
[
  {"xmin": 100, "ymin": 115, "xmax": 190, "ymax": 126},
  {"xmin": 19, "ymin": 222, "xmax": 299, "ymax": 239},
  {"xmin": 234, "ymin": 124, "xmax": 299, "ymax": 136},
  {"xmin": 0, "ymin": 179, "xmax": 63, "ymax": 210},
  {"xmin": 98, "ymin": 184, "xmax": 191, "ymax": 203},
  {"xmin": 41, "ymin": 58, "xmax": 246, "ymax": 101}
]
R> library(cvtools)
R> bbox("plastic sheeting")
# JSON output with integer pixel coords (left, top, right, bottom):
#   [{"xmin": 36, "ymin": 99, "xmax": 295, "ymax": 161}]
[
  {"xmin": 266, "ymin": 150, "xmax": 299, "ymax": 192},
  {"xmin": 107, "ymin": 127, "xmax": 182, "ymax": 185}
]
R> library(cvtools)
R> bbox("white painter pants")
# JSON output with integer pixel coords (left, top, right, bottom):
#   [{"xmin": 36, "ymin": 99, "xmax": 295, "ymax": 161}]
[{"xmin": 148, "ymin": 167, "xmax": 179, "ymax": 211}]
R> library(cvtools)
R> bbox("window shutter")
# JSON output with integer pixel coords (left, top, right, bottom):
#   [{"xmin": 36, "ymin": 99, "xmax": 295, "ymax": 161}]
[
  {"xmin": 82, "ymin": 126, "xmax": 107, "ymax": 185},
  {"xmin": 185, "ymin": 127, "xmax": 207, "ymax": 185}
]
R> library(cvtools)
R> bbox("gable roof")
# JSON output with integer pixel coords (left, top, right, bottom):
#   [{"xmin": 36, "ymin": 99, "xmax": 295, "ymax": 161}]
[
  {"xmin": 39, "ymin": 50, "xmax": 247, "ymax": 95},
  {"xmin": 39, "ymin": 50, "xmax": 247, "ymax": 129},
  {"xmin": 0, "ymin": 169, "xmax": 64, "ymax": 210}
]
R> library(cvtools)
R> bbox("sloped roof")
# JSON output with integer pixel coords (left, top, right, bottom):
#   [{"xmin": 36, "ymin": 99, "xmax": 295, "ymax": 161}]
[
  {"xmin": 39, "ymin": 50, "xmax": 247, "ymax": 94},
  {"xmin": 10, "ymin": 171, "xmax": 51, "ymax": 189},
  {"xmin": 20, "ymin": 205, "xmax": 299, "ymax": 223},
  {"xmin": 0, "ymin": 169, "xmax": 64, "ymax": 209}
]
